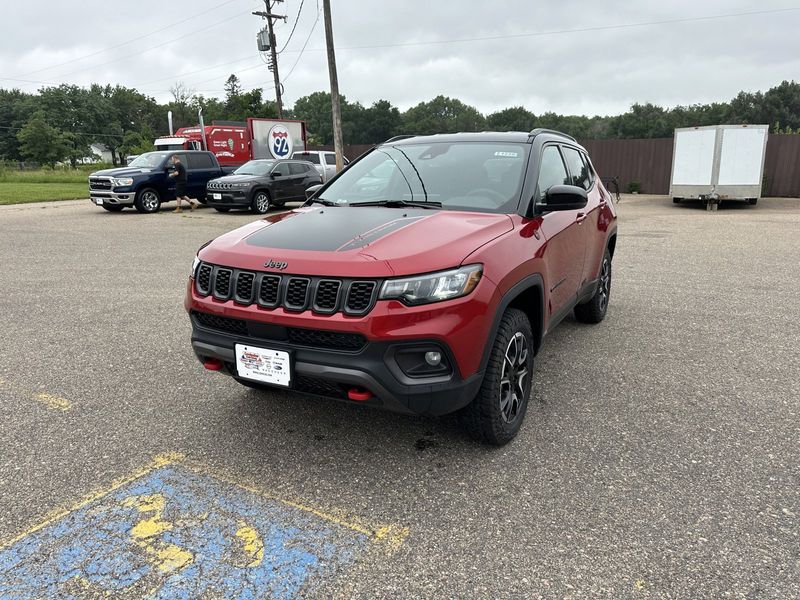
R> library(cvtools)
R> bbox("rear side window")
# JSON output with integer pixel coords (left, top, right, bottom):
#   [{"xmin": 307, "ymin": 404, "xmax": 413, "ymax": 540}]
[
  {"xmin": 561, "ymin": 146, "xmax": 591, "ymax": 190},
  {"xmin": 187, "ymin": 153, "xmax": 214, "ymax": 169},
  {"xmin": 537, "ymin": 146, "xmax": 570, "ymax": 200},
  {"xmin": 294, "ymin": 152, "xmax": 320, "ymax": 164},
  {"xmin": 288, "ymin": 162, "xmax": 307, "ymax": 175},
  {"xmin": 324, "ymin": 153, "xmax": 337, "ymax": 166}
]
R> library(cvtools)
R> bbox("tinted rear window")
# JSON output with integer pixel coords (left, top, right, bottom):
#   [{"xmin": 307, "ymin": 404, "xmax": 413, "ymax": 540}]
[{"xmin": 294, "ymin": 152, "xmax": 320, "ymax": 164}]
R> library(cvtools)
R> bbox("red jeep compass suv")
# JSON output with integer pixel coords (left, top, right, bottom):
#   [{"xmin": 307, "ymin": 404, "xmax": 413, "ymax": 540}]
[{"xmin": 186, "ymin": 130, "xmax": 617, "ymax": 445}]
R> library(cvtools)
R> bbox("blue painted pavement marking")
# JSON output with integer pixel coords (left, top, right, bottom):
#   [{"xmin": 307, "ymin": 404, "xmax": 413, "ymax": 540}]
[{"xmin": 0, "ymin": 465, "xmax": 370, "ymax": 599}]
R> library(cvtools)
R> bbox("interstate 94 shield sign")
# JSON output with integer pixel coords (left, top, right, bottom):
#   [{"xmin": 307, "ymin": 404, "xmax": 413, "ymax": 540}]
[{"xmin": 268, "ymin": 124, "xmax": 293, "ymax": 159}]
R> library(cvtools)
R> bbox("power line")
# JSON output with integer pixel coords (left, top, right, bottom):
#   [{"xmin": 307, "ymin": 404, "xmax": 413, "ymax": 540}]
[
  {"xmin": 13, "ymin": 0, "xmax": 241, "ymax": 78},
  {"xmin": 278, "ymin": 0, "xmax": 305, "ymax": 54},
  {"xmin": 283, "ymin": 0, "xmax": 320, "ymax": 82}
]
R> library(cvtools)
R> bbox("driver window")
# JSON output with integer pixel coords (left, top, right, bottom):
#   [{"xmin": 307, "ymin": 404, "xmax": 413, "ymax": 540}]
[
  {"xmin": 271, "ymin": 166, "xmax": 285, "ymax": 177},
  {"xmin": 537, "ymin": 146, "xmax": 569, "ymax": 201}
]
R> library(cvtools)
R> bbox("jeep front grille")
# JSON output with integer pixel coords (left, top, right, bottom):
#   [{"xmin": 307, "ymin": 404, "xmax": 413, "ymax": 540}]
[{"xmin": 195, "ymin": 262, "xmax": 379, "ymax": 316}]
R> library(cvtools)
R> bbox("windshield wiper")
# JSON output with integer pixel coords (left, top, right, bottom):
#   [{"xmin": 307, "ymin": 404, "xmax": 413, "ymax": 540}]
[
  {"xmin": 306, "ymin": 197, "xmax": 339, "ymax": 207},
  {"xmin": 351, "ymin": 199, "xmax": 441, "ymax": 209}
]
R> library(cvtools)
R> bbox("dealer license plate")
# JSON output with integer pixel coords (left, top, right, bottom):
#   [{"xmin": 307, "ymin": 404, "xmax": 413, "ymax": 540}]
[
  {"xmin": 93, "ymin": 198, "xmax": 103, "ymax": 205},
  {"xmin": 212, "ymin": 193, "xmax": 222, "ymax": 200},
  {"xmin": 234, "ymin": 344, "xmax": 291, "ymax": 387}
]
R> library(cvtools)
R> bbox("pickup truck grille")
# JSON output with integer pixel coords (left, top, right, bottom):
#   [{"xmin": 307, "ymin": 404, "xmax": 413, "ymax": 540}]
[
  {"xmin": 194, "ymin": 262, "xmax": 378, "ymax": 316},
  {"xmin": 89, "ymin": 177, "xmax": 112, "ymax": 190},
  {"xmin": 191, "ymin": 311, "xmax": 367, "ymax": 352}
]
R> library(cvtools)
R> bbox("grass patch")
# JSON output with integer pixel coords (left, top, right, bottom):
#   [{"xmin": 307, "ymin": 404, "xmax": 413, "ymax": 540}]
[
  {"xmin": 0, "ymin": 183, "xmax": 88, "ymax": 205},
  {"xmin": 0, "ymin": 164, "xmax": 111, "ymax": 184}
]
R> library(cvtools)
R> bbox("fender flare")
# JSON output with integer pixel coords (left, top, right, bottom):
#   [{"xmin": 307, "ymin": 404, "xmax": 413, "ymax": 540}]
[{"xmin": 478, "ymin": 274, "xmax": 545, "ymax": 374}]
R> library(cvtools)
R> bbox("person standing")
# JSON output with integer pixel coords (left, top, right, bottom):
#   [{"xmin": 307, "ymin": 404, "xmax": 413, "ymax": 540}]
[{"xmin": 169, "ymin": 155, "xmax": 197, "ymax": 212}]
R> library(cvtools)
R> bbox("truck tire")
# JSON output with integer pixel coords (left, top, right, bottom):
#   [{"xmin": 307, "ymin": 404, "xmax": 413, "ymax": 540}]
[
  {"xmin": 251, "ymin": 191, "xmax": 272, "ymax": 214},
  {"xmin": 134, "ymin": 188, "xmax": 161, "ymax": 214},
  {"xmin": 672, "ymin": 197, "xmax": 682, "ymax": 204},
  {"xmin": 574, "ymin": 249, "xmax": 611, "ymax": 324},
  {"xmin": 101, "ymin": 204, "xmax": 124, "ymax": 212},
  {"xmin": 462, "ymin": 308, "xmax": 533, "ymax": 446},
  {"xmin": 747, "ymin": 198, "xmax": 758, "ymax": 206}
]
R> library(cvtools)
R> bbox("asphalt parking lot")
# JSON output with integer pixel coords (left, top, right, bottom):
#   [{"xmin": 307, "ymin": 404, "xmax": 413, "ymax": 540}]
[{"xmin": 1, "ymin": 195, "xmax": 798, "ymax": 598}]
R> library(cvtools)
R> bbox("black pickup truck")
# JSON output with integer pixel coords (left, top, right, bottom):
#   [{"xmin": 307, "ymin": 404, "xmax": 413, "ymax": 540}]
[{"xmin": 88, "ymin": 150, "xmax": 232, "ymax": 213}]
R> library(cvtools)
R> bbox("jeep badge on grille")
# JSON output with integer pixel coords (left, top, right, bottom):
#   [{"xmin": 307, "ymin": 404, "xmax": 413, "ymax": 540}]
[{"xmin": 264, "ymin": 259, "xmax": 288, "ymax": 270}]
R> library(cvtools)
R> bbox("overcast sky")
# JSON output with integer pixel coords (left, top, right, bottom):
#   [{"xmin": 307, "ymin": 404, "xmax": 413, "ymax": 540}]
[{"xmin": 2, "ymin": 0, "xmax": 799, "ymax": 116}]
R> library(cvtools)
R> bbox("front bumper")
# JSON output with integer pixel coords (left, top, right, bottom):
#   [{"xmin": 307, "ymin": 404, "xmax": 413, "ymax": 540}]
[
  {"xmin": 206, "ymin": 190, "xmax": 250, "ymax": 208},
  {"xmin": 189, "ymin": 311, "xmax": 484, "ymax": 417},
  {"xmin": 89, "ymin": 189, "xmax": 134, "ymax": 206}
]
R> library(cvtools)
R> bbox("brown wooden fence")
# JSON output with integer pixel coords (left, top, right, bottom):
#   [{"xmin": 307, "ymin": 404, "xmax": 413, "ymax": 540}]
[
  {"xmin": 315, "ymin": 135, "xmax": 800, "ymax": 198},
  {"xmin": 579, "ymin": 135, "xmax": 800, "ymax": 197}
]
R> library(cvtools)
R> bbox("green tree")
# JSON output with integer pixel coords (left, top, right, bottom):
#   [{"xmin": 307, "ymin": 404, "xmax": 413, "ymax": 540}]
[
  {"xmin": 486, "ymin": 106, "xmax": 536, "ymax": 132},
  {"xmin": 293, "ymin": 91, "xmax": 336, "ymax": 145},
  {"xmin": 401, "ymin": 95, "xmax": 485, "ymax": 135},
  {"xmin": 16, "ymin": 111, "xmax": 69, "ymax": 166}
]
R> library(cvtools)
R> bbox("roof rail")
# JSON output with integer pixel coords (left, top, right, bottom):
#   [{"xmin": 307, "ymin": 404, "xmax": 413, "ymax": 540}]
[
  {"xmin": 383, "ymin": 134, "xmax": 416, "ymax": 143},
  {"xmin": 528, "ymin": 128, "xmax": 577, "ymax": 142}
]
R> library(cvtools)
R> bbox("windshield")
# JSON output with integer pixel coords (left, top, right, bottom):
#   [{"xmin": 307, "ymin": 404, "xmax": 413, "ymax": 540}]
[
  {"xmin": 234, "ymin": 160, "xmax": 276, "ymax": 176},
  {"xmin": 318, "ymin": 142, "xmax": 529, "ymax": 213},
  {"xmin": 128, "ymin": 152, "xmax": 170, "ymax": 168}
]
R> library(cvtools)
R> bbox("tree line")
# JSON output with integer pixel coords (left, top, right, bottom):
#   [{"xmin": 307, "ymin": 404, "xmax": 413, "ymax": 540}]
[{"xmin": 1, "ymin": 76, "xmax": 798, "ymax": 167}]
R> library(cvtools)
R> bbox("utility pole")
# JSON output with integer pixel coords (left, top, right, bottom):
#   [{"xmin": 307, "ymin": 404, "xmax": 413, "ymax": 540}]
[
  {"xmin": 254, "ymin": 1, "xmax": 286, "ymax": 118},
  {"xmin": 322, "ymin": 0, "xmax": 344, "ymax": 172}
]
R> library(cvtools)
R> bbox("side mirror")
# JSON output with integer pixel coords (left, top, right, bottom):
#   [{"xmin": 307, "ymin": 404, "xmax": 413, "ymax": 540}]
[
  {"xmin": 271, "ymin": 171, "xmax": 283, "ymax": 178},
  {"xmin": 305, "ymin": 184, "xmax": 323, "ymax": 199},
  {"xmin": 541, "ymin": 185, "xmax": 588, "ymax": 211}
]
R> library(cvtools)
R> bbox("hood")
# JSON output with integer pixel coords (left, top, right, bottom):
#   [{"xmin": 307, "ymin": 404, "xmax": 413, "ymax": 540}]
[
  {"xmin": 199, "ymin": 206, "xmax": 513, "ymax": 278},
  {"xmin": 210, "ymin": 174, "xmax": 263, "ymax": 184},
  {"xmin": 90, "ymin": 167, "xmax": 155, "ymax": 177}
]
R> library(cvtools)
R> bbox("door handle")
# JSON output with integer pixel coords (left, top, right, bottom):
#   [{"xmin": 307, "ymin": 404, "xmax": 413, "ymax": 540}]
[{"xmin": 576, "ymin": 212, "xmax": 587, "ymax": 224}]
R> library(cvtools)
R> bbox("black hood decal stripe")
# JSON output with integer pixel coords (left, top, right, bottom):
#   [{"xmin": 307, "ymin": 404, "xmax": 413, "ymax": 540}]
[
  {"xmin": 336, "ymin": 216, "xmax": 426, "ymax": 252},
  {"xmin": 245, "ymin": 207, "xmax": 432, "ymax": 252}
]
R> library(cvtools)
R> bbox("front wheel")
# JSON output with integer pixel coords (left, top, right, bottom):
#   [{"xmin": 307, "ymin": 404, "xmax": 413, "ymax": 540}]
[
  {"xmin": 134, "ymin": 188, "xmax": 161, "ymax": 214},
  {"xmin": 251, "ymin": 190, "xmax": 272, "ymax": 214},
  {"xmin": 462, "ymin": 308, "xmax": 533, "ymax": 446},
  {"xmin": 574, "ymin": 249, "xmax": 611, "ymax": 324}
]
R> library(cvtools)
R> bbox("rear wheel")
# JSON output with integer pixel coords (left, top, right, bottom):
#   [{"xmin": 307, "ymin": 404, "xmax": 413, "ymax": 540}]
[
  {"xmin": 462, "ymin": 308, "xmax": 533, "ymax": 446},
  {"xmin": 574, "ymin": 249, "xmax": 611, "ymax": 324},
  {"xmin": 251, "ymin": 190, "xmax": 272, "ymax": 214},
  {"xmin": 134, "ymin": 188, "xmax": 161, "ymax": 214},
  {"xmin": 101, "ymin": 204, "xmax": 124, "ymax": 212}
]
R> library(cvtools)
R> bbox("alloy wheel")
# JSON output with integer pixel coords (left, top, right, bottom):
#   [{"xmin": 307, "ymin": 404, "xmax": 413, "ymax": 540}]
[{"xmin": 499, "ymin": 332, "xmax": 529, "ymax": 423}]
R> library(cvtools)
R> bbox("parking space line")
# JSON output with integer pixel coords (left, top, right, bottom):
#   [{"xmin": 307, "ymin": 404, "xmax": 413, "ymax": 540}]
[
  {"xmin": 0, "ymin": 452, "xmax": 183, "ymax": 552},
  {"xmin": 182, "ymin": 459, "xmax": 410, "ymax": 554},
  {"xmin": 33, "ymin": 392, "xmax": 71, "ymax": 411},
  {"xmin": 0, "ymin": 452, "xmax": 408, "ymax": 598}
]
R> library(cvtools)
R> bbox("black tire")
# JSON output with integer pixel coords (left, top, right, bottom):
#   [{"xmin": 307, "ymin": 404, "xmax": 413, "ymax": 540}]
[
  {"xmin": 747, "ymin": 198, "xmax": 758, "ymax": 206},
  {"xmin": 213, "ymin": 207, "xmax": 231, "ymax": 213},
  {"xmin": 134, "ymin": 188, "xmax": 161, "ymax": 214},
  {"xmin": 101, "ymin": 204, "xmax": 125, "ymax": 212},
  {"xmin": 574, "ymin": 249, "xmax": 611, "ymax": 324},
  {"xmin": 251, "ymin": 190, "xmax": 272, "ymax": 214},
  {"xmin": 462, "ymin": 308, "xmax": 533, "ymax": 446},
  {"xmin": 672, "ymin": 197, "xmax": 682, "ymax": 204}
]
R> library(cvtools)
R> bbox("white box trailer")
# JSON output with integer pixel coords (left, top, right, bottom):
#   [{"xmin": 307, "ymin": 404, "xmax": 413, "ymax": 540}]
[{"xmin": 670, "ymin": 124, "xmax": 769, "ymax": 210}]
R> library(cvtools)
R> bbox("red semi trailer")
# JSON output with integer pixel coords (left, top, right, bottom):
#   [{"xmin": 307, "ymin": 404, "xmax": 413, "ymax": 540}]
[{"xmin": 154, "ymin": 116, "xmax": 307, "ymax": 168}]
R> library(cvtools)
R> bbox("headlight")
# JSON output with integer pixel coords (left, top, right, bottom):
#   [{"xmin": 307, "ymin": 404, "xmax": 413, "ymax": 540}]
[
  {"xmin": 379, "ymin": 264, "xmax": 482, "ymax": 306},
  {"xmin": 112, "ymin": 177, "xmax": 133, "ymax": 187},
  {"xmin": 234, "ymin": 182, "xmax": 252, "ymax": 188},
  {"xmin": 190, "ymin": 255, "xmax": 201, "ymax": 278}
]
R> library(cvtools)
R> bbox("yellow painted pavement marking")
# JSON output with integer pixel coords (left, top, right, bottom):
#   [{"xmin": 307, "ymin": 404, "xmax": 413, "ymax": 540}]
[
  {"xmin": 34, "ymin": 392, "xmax": 71, "ymax": 411},
  {"xmin": 121, "ymin": 493, "xmax": 194, "ymax": 573},
  {"xmin": 235, "ymin": 521, "xmax": 265, "ymax": 567},
  {"xmin": 0, "ymin": 451, "xmax": 409, "ymax": 557},
  {"xmin": 183, "ymin": 460, "xmax": 410, "ymax": 555},
  {"xmin": 0, "ymin": 452, "xmax": 185, "ymax": 551}
]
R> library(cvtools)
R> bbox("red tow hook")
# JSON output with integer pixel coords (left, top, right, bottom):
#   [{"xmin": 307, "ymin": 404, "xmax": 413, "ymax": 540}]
[
  {"xmin": 203, "ymin": 358, "xmax": 224, "ymax": 371},
  {"xmin": 347, "ymin": 387, "xmax": 372, "ymax": 401}
]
